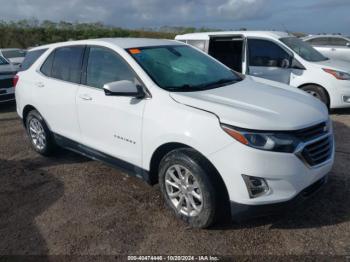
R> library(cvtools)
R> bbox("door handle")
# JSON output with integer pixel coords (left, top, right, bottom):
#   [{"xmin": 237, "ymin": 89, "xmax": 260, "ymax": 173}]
[
  {"xmin": 79, "ymin": 94, "xmax": 92, "ymax": 101},
  {"xmin": 35, "ymin": 82, "xmax": 45, "ymax": 88},
  {"xmin": 331, "ymin": 48, "xmax": 336, "ymax": 51}
]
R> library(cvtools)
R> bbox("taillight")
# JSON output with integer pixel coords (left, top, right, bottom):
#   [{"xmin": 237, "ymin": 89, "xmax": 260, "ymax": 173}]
[{"xmin": 13, "ymin": 74, "xmax": 19, "ymax": 88}]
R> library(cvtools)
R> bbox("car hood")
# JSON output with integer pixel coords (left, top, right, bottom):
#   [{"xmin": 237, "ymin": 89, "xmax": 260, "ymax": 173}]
[
  {"xmin": 170, "ymin": 77, "xmax": 328, "ymax": 131},
  {"xmin": 312, "ymin": 58, "xmax": 350, "ymax": 73}
]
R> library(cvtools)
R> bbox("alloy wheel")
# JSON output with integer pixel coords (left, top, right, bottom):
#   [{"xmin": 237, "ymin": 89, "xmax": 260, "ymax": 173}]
[
  {"xmin": 165, "ymin": 164, "xmax": 203, "ymax": 217},
  {"xmin": 29, "ymin": 118, "xmax": 46, "ymax": 150}
]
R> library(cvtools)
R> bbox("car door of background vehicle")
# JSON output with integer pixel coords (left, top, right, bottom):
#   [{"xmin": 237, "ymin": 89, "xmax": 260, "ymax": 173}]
[
  {"xmin": 76, "ymin": 46, "xmax": 146, "ymax": 167},
  {"xmin": 247, "ymin": 38, "xmax": 293, "ymax": 84},
  {"xmin": 327, "ymin": 37, "xmax": 350, "ymax": 62},
  {"xmin": 36, "ymin": 45, "xmax": 85, "ymax": 142}
]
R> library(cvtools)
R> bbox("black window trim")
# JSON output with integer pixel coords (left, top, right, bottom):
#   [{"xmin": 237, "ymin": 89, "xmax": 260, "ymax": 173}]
[{"xmin": 39, "ymin": 45, "xmax": 87, "ymax": 85}]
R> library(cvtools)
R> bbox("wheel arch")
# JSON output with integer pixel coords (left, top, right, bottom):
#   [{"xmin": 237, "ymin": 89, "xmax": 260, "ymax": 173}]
[
  {"xmin": 298, "ymin": 83, "xmax": 330, "ymax": 106},
  {"xmin": 148, "ymin": 142, "xmax": 231, "ymax": 221},
  {"xmin": 22, "ymin": 105, "xmax": 38, "ymax": 127}
]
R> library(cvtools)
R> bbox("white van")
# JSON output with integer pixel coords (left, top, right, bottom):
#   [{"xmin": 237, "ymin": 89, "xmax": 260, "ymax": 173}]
[{"xmin": 175, "ymin": 31, "xmax": 350, "ymax": 109}]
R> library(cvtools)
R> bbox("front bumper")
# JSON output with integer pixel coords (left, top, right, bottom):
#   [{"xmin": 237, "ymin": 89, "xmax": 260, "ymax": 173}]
[
  {"xmin": 230, "ymin": 175, "xmax": 328, "ymax": 221},
  {"xmin": 208, "ymin": 133, "xmax": 334, "ymax": 206}
]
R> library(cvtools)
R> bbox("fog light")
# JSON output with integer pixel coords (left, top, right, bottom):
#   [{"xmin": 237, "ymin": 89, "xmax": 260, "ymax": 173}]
[
  {"xmin": 242, "ymin": 175, "xmax": 269, "ymax": 198},
  {"xmin": 343, "ymin": 96, "xmax": 350, "ymax": 103}
]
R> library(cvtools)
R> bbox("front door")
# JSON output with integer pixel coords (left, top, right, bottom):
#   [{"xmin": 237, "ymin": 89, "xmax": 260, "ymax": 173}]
[
  {"xmin": 76, "ymin": 46, "xmax": 146, "ymax": 167},
  {"xmin": 247, "ymin": 38, "xmax": 292, "ymax": 84}
]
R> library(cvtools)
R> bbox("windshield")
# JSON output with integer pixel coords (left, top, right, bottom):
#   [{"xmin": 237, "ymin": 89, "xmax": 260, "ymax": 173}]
[
  {"xmin": 280, "ymin": 37, "xmax": 328, "ymax": 62},
  {"xmin": 2, "ymin": 49, "xmax": 27, "ymax": 59},
  {"xmin": 128, "ymin": 45, "xmax": 241, "ymax": 92},
  {"xmin": 0, "ymin": 56, "xmax": 9, "ymax": 65}
]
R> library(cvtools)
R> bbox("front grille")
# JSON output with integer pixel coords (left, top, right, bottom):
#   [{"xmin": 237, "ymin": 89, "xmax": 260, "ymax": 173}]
[
  {"xmin": 295, "ymin": 122, "xmax": 327, "ymax": 141},
  {"xmin": 0, "ymin": 78, "xmax": 13, "ymax": 89},
  {"xmin": 301, "ymin": 136, "xmax": 332, "ymax": 166}
]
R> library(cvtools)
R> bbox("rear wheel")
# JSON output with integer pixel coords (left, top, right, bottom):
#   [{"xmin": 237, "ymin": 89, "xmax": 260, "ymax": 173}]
[
  {"xmin": 159, "ymin": 148, "xmax": 216, "ymax": 228},
  {"xmin": 301, "ymin": 85, "xmax": 329, "ymax": 107},
  {"xmin": 26, "ymin": 110, "xmax": 56, "ymax": 156}
]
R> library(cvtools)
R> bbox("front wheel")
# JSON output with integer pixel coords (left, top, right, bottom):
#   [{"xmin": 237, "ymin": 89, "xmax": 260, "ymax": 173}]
[{"xmin": 159, "ymin": 149, "xmax": 216, "ymax": 228}]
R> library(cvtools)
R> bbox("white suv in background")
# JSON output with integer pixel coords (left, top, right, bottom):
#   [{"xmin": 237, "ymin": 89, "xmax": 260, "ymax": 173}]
[
  {"xmin": 175, "ymin": 31, "xmax": 350, "ymax": 108},
  {"xmin": 15, "ymin": 38, "xmax": 334, "ymax": 228}
]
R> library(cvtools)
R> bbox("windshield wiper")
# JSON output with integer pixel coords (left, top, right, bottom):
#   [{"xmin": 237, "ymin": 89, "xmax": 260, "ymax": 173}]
[
  {"xmin": 197, "ymin": 78, "xmax": 239, "ymax": 89},
  {"xmin": 165, "ymin": 78, "xmax": 239, "ymax": 92}
]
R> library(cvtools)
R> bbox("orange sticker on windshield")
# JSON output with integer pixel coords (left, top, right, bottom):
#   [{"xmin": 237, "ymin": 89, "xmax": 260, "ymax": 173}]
[{"xmin": 129, "ymin": 48, "xmax": 141, "ymax": 54}]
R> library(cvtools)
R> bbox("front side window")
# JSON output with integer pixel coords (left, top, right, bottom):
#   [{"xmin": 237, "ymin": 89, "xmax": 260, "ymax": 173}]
[
  {"xmin": 281, "ymin": 37, "xmax": 328, "ymax": 62},
  {"xmin": 248, "ymin": 39, "xmax": 291, "ymax": 67},
  {"xmin": 129, "ymin": 45, "xmax": 241, "ymax": 92},
  {"xmin": 0, "ymin": 56, "xmax": 9, "ymax": 65},
  {"xmin": 85, "ymin": 47, "xmax": 136, "ymax": 89},
  {"xmin": 51, "ymin": 46, "xmax": 85, "ymax": 83}
]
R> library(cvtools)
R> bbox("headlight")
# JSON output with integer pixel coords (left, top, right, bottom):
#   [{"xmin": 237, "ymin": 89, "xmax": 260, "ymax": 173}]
[
  {"xmin": 221, "ymin": 124, "xmax": 300, "ymax": 153},
  {"xmin": 323, "ymin": 68, "xmax": 350, "ymax": 80}
]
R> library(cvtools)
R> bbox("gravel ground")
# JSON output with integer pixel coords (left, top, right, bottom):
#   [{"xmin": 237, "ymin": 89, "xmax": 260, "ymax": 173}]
[{"xmin": 0, "ymin": 102, "xmax": 349, "ymax": 259}]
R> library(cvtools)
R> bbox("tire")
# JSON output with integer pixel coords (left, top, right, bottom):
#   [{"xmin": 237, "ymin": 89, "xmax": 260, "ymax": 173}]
[
  {"xmin": 301, "ymin": 85, "xmax": 329, "ymax": 107},
  {"xmin": 26, "ymin": 110, "xmax": 56, "ymax": 156},
  {"xmin": 159, "ymin": 148, "xmax": 217, "ymax": 228}
]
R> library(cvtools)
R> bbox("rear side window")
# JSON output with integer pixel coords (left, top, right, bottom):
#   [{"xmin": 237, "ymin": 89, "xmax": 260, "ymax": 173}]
[
  {"xmin": 50, "ymin": 46, "xmax": 85, "ymax": 83},
  {"xmin": 40, "ymin": 51, "xmax": 55, "ymax": 76},
  {"xmin": 20, "ymin": 49, "xmax": 47, "ymax": 71},
  {"xmin": 248, "ymin": 39, "xmax": 290, "ymax": 67},
  {"xmin": 84, "ymin": 46, "xmax": 135, "ymax": 89}
]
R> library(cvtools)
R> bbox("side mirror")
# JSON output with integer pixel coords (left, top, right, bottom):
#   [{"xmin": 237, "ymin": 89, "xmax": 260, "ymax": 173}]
[{"xmin": 103, "ymin": 80, "xmax": 145, "ymax": 99}]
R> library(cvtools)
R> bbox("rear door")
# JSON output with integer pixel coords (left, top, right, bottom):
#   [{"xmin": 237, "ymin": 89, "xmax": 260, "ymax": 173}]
[
  {"xmin": 36, "ymin": 45, "xmax": 85, "ymax": 142},
  {"xmin": 76, "ymin": 46, "xmax": 145, "ymax": 167},
  {"xmin": 247, "ymin": 38, "xmax": 293, "ymax": 84}
]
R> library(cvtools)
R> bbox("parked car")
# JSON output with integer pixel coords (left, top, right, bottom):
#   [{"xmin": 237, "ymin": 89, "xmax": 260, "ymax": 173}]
[
  {"xmin": 0, "ymin": 55, "xmax": 17, "ymax": 103},
  {"xmin": 0, "ymin": 48, "xmax": 27, "ymax": 65},
  {"xmin": 175, "ymin": 31, "xmax": 350, "ymax": 108},
  {"xmin": 302, "ymin": 35, "xmax": 350, "ymax": 63},
  {"xmin": 15, "ymin": 38, "xmax": 334, "ymax": 228}
]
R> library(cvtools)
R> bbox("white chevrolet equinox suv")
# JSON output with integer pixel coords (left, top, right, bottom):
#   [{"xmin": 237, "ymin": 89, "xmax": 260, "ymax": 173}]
[{"xmin": 15, "ymin": 38, "xmax": 335, "ymax": 228}]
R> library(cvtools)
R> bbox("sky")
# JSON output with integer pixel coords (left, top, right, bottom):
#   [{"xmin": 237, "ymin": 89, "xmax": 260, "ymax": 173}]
[{"xmin": 0, "ymin": 0, "xmax": 349, "ymax": 34}]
